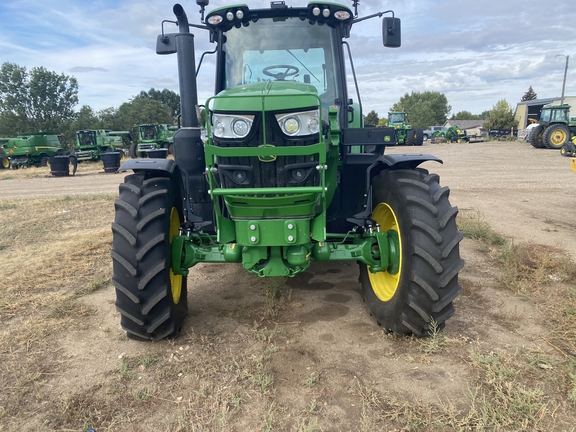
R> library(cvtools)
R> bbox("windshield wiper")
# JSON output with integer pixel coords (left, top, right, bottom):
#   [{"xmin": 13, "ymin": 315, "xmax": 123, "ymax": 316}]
[{"xmin": 285, "ymin": 50, "xmax": 320, "ymax": 83}]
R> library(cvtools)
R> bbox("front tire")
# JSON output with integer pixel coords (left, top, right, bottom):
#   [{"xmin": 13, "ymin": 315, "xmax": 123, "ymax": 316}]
[
  {"xmin": 111, "ymin": 172, "xmax": 188, "ymax": 340},
  {"xmin": 360, "ymin": 169, "xmax": 464, "ymax": 336}
]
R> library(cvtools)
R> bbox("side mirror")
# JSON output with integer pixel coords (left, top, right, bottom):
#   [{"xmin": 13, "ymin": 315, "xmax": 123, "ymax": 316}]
[
  {"xmin": 156, "ymin": 34, "xmax": 177, "ymax": 55},
  {"xmin": 383, "ymin": 17, "xmax": 401, "ymax": 48}
]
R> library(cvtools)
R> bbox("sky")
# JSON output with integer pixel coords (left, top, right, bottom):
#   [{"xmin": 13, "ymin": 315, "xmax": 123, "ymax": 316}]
[{"xmin": 1, "ymin": 0, "xmax": 575, "ymax": 118}]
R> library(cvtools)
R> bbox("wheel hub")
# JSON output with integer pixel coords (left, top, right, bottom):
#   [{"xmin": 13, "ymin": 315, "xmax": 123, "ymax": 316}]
[{"xmin": 367, "ymin": 203, "xmax": 403, "ymax": 301}]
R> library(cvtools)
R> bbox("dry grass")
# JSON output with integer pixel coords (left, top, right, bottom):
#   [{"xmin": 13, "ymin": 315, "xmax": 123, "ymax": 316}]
[
  {"xmin": 0, "ymin": 160, "xmax": 106, "ymax": 180},
  {"xmin": 1, "ymin": 189, "xmax": 576, "ymax": 431}
]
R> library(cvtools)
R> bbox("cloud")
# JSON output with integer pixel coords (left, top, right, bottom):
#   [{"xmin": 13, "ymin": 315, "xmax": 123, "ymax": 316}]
[
  {"xmin": 70, "ymin": 67, "xmax": 109, "ymax": 73},
  {"xmin": 1, "ymin": 0, "xmax": 575, "ymax": 116}
]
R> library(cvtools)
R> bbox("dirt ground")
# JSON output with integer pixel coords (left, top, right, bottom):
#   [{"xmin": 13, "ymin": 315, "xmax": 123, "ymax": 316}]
[{"xmin": 1, "ymin": 140, "xmax": 575, "ymax": 431}]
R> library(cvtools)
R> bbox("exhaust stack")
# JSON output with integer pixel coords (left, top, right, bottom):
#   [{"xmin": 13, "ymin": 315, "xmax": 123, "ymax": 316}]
[{"xmin": 173, "ymin": 4, "xmax": 199, "ymax": 127}]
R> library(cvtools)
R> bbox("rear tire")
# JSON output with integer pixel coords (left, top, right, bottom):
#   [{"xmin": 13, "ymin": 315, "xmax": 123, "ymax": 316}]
[
  {"xmin": 414, "ymin": 128, "xmax": 424, "ymax": 146},
  {"xmin": 405, "ymin": 129, "xmax": 415, "ymax": 146},
  {"xmin": 529, "ymin": 125, "xmax": 545, "ymax": 148},
  {"xmin": 111, "ymin": 172, "xmax": 188, "ymax": 340},
  {"xmin": 543, "ymin": 124, "xmax": 570, "ymax": 149},
  {"xmin": 129, "ymin": 143, "xmax": 138, "ymax": 159},
  {"xmin": 360, "ymin": 169, "xmax": 464, "ymax": 336}
]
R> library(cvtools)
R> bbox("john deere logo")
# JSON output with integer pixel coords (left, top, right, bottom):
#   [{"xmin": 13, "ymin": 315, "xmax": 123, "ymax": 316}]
[
  {"xmin": 258, "ymin": 144, "xmax": 276, "ymax": 162},
  {"xmin": 384, "ymin": 136, "xmax": 391, "ymax": 142}
]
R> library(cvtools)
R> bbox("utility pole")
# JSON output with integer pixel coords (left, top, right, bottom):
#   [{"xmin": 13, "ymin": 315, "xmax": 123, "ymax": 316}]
[{"xmin": 556, "ymin": 54, "xmax": 569, "ymax": 105}]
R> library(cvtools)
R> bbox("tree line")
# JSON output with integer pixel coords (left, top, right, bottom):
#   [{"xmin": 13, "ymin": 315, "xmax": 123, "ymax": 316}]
[
  {"xmin": 363, "ymin": 87, "xmax": 538, "ymax": 131},
  {"xmin": 1, "ymin": 62, "xmax": 536, "ymax": 150},
  {"xmin": 0, "ymin": 62, "xmax": 180, "ymax": 150}
]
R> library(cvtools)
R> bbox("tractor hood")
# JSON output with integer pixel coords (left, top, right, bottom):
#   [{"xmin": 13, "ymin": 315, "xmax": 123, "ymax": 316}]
[{"xmin": 210, "ymin": 81, "xmax": 320, "ymax": 113}]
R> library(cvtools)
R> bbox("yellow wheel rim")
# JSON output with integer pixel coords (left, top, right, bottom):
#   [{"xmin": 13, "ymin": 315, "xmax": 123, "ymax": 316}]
[
  {"xmin": 2, "ymin": 157, "xmax": 10, "ymax": 168},
  {"xmin": 368, "ymin": 203, "xmax": 403, "ymax": 302},
  {"xmin": 550, "ymin": 129, "xmax": 567, "ymax": 145},
  {"xmin": 169, "ymin": 207, "xmax": 183, "ymax": 304}
]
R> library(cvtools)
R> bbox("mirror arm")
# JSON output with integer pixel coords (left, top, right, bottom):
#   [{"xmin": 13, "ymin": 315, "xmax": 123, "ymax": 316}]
[{"xmin": 352, "ymin": 10, "xmax": 394, "ymax": 25}]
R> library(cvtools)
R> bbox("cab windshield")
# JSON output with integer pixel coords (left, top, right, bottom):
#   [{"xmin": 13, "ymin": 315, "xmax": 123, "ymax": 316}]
[
  {"xmin": 389, "ymin": 113, "xmax": 405, "ymax": 123},
  {"xmin": 223, "ymin": 18, "xmax": 337, "ymax": 106}
]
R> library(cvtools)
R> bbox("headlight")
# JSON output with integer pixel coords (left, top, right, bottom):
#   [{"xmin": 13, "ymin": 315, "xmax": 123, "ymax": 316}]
[
  {"xmin": 275, "ymin": 110, "xmax": 320, "ymax": 137},
  {"xmin": 212, "ymin": 114, "xmax": 254, "ymax": 138}
]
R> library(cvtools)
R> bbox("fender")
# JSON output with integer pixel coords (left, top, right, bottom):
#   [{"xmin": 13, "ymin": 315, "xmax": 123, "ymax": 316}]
[
  {"xmin": 118, "ymin": 157, "xmax": 177, "ymax": 174},
  {"xmin": 348, "ymin": 153, "xmax": 443, "ymax": 227},
  {"xmin": 367, "ymin": 153, "xmax": 442, "ymax": 194}
]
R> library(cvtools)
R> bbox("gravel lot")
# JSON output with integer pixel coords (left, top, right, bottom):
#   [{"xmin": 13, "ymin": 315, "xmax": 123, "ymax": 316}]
[{"xmin": 2, "ymin": 140, "xmax": 575, "ymax": 257}]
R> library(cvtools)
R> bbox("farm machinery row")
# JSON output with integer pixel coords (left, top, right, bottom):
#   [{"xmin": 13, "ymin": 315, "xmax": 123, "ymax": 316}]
[{"xmin": 75, "ymin": 124, "xmax": 179, "ymax": 162}]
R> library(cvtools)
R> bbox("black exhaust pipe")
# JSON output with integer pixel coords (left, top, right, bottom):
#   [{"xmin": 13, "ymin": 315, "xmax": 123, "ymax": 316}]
[
  {"xmin": 173, "ymin": 4, "xmax": 198, "ymax": 127},
  {"xmin": 171, "ymin": 4, "xmax": 212, "ymax": 229}
]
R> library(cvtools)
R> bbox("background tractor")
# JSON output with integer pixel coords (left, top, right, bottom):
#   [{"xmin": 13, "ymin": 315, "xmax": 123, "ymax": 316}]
[
  {"xmin": 387, "ymin": 111, "xmax": 424, "ymax": 146},
  {"xmin": 445, "ymin": 125, "xmax": 469, "ymax": 143},
  {"xmin": 130, "ymin": 123, "xmax": 179, "ymax": 158},
  {"xmin": 529, "ymin": 104, "xmax": 576, "ymax": 149},
  {"xmin": 75, "ymin": 130, "xmax": 132, "ymax": 161},
  {"xmin": 0, "ymin": 133, "xmax": 65, "ymax": 169},
  {"xmin": 111, "ymin": 1, "xmax": 463, "ymax": 341}
]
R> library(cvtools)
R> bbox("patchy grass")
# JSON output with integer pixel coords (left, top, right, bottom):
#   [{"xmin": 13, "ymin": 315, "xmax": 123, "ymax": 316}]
[
  {"xmin": 2, "ymin": 186, "xmax": 576, "ymax": 431},
  {"xmin": 457, "ymin": 209, "xmax": 506, "ymax": 246},
  {"xmin": 0, "ymin": 160, "xmax": 105, "ymax": 180}
]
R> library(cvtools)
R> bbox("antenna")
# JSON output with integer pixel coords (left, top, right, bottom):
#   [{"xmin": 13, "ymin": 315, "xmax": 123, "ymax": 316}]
[
  {"xmin": 352, "ymin": 0, "xmax": 360, "ymax": 18},
  {"xmin": 197, "ymin": 0, "xmax": 209, "ymax": 22}
]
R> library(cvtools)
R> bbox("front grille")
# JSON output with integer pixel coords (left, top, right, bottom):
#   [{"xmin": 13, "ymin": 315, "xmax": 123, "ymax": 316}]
[{"xmin": 214, "ymin": 112, "xmax": 320, "ymax": 189}]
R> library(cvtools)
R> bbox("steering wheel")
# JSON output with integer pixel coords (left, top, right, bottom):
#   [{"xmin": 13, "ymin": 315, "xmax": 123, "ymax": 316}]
[{"xmin": 262, "ymin": 65, "xmax": 299, "ymax": 81}]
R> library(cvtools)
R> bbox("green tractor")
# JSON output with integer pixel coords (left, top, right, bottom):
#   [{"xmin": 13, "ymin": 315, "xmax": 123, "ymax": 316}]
[
  {"xmin": 0, "ymin": 138, "xmax": 8, "ymax": 169},
  {"xmin": 111, "ymin": 1, "xmax": 463, "ymax": 341},
  {"xmin": 130, "ymin": 123, "xmax": 179, "ymax": 158},
  {"xmin": 0, "ymin": 133, "xmax": 65, "ymax": 169},
  {"xmin": 444, "ymin": 125, "xmax": 469, "ymax": 143},
  {"xmin": 75, "ymin": 130, "xmax": 132, "ymax": 161},
  {"xmin": 387, "ymin": 111, "xmax": 424, "ymax": 146},
  {"xmin": 529, "ymin": 104, "xmax": 576, "ymax": 149}
]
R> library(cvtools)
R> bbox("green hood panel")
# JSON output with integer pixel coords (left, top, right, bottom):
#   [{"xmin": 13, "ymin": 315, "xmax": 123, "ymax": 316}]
[{"xmin": 210, "ymin": 81, "xmax": 320, "ymax": 112}]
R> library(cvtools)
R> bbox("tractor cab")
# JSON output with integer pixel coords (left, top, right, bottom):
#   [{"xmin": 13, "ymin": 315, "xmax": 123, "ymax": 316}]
[
  {"xmin": 538, "ymin": 104, "xmax": 570, "ymax": 125},
  {"xmin": 388, "ymin": 111, "xmax": 406, "ymax": 125}
]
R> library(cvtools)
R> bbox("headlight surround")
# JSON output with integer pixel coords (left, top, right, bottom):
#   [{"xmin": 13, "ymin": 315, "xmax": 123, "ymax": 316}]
[
  {"xmin": 211, "ymin": 114, "xmax": 254, "ymax": 138},
  {"xmin": 275, "ymin": 110, "xmax": 320, "ymax": 137}
]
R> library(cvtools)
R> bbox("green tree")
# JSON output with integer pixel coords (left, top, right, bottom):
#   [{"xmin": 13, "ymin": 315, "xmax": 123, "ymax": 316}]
[
  {"xmin": 363, "ymin": 110, "xmax": 379, "ymax": 126},
  {"xmin": 97, "ymin": 107, "xmax": 121, "ymax": 130},
  {"xmin": 451, "ymin": 110, "xmax": 481, "ymax": 120},
  {"xmin": 0, "ymin": 62, "xmax": 78, "ymax": 134},
  {"xmin": 134, "ymin": 88, "xmax": 180, "ymax": 117},
  {"xmin": 521, "ymin": 86, "xmax": 537, "ymax": 101},
  {"xmin": 74, "ymin": 105, "xmax": 101, "ymax": 130},
  {"xmin": 390, "ymin": 91, "xmax": 451, "ymax": 128},
  {"xmin": 482, "ymin": 99, "xmax": 518, "ymax": 130},
  {"xmin": 377, "ymin": 118, "xmax": 388, "ymax": 127},
  {"xmin": 116, "ymin": 98, "xmax": 173, "ymax": 131}
]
